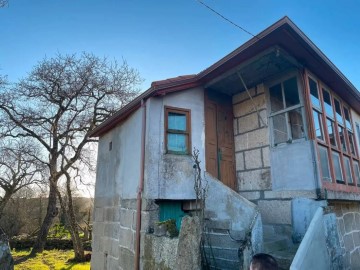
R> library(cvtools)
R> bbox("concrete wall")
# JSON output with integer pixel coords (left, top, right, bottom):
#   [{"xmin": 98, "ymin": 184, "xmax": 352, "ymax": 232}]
[
  {"xmin": 290, "ymin": 208, "xmax": 331, "ymax": 270},
  {"xmin": 292, "ymin": 198, "xmax": 327, "ymax": 242},
  {"xmin": 92, "ymin": 109, "xmax": 143, "ymax": 270},
  {"xmin": 144, "ymin": 87, "xmax": 205, "ymax": 200},
  {"xmin": 271, "ymin": 140, "xmax": 317, "ymax": 191},
  {"xmin": 331, "ymin": 201, "xmax": 360, "ymax": 269}
]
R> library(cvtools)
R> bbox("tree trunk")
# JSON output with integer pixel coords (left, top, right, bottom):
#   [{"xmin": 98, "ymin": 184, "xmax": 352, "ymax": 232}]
[
  {"xmin": 55, "ymin": 176, "xmax": 85, "ymax": 261},
  {"xmin": 0, "ymin": 191, "xmax": 12, "ymax": 218},
  {"xmin": 30, "ymin": 182, "xmax": 58, "ymax": 256},
  {"xmin": 66, "ymin": 177, "xmax": 85, "ymax": 261}
]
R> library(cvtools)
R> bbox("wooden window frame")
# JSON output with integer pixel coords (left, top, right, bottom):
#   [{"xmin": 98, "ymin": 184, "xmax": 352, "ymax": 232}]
[
  {"xmin": 164, "ymin": 106, "xmax": 191, "ymax": 155},
  {"xmin": 305, "ymin": 70, "xmax": 360, "ymax": 192}
]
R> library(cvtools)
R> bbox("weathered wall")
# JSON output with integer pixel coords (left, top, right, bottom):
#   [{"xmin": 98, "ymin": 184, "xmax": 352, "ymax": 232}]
[
  {"xmin": 271, "ymin": 141, "xmax": 317, "ymax": 191},
  {"xmin": 331, "ymin": 201, "xmax": 360, "ymax": 269},
  {"xmin": 292, "ymin": 198, "xmax": 327, "ymax": 242},
  {"xmin": 290, "ymin": 208, "xmax": 331, "ymax": 270},
  {"xmin": 141, "ymin": 234, "xmax": 178, "ymax": 270},
  {"xmin": 144, "ymin": 87, "xmax": 205, "ymax": 200},
  {"xmin": 92, "ymin": 109, "xmax": 143, "ymax": 270}
]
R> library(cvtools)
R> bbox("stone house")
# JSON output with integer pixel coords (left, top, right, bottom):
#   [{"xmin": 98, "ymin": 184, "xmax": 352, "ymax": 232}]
[{"xmin": 90, "ymin": 16, "xmax": 360, "ymax": 269}]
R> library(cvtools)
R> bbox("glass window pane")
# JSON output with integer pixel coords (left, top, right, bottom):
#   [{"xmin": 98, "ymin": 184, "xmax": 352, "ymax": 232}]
[
  {"xmin": 273, "ymin": 113, "xmax": 288, "ymax": 145},
  {"xmin": 353, "ymin": 162, "xmax": 360, "ymax": 185},
  {"xmin": 356, "ymin": 123, "xmax": 360, "ymax": 145},
  {"xmin": 313, "ymin": 110, "xmax": 323, "ymax": 140},
  {"xmin": 327, "ymin": 119, "xmax": 337, "ymax": 147},
  {"xmin": 309, "ymin": 78, "xmax": 320, "ymax": 108},
  {"xmin": 348, "ymin": 132, "xmax": 356, "ymax": 155},
  {"xmin": 167, "ymin": 134, "xmax": 187, "ymax": 152},
  {"xmin": 319, "ymin": 146, "xmax": 331, "ymax": 181},
  {"xmin": 334, "ymin": 99, "xmax": 343, "ymax": 125},
  {"xmin": 168, "ymin": 112, "xmax": 186, "ymax": 131},
  {"xmin": 344, "ymin": 108, "xmax": 352, "ymax": 131},
  {"xmin": 332, "ymin": 152, "xmax": 343, "ymax": 182},
  {"xmin": 344, "ymin": 157, "xmax": 353, "ymax": 184},
  {"xmin": 289, "ymin": 108, "xmax": 304, "ymax": 140},
  {"xmin": 339, "ymin": 126, "xmax": 347, "ymax": 152},
  {"xmin": 322, "ymin": 89, "xmax": 333, "ymax": 118},
  {"xmin": 270, "ymin": 83, "xmax": 284, "ymax": 113},
  {"xmin": 284, "ymin": 77, "xmax": 300, "ymax": 108}
]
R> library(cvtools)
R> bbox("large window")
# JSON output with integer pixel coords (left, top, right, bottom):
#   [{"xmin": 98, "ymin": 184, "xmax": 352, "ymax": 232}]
[
  {"xmin": 308, "ymin": 75, "xmax": 359, "ymax": 188},
  {"xmin": 165, "ymin": 107, "xmax": 191, "ymax": 154},
  {"xmin": 269, "ymin": 76, "xmax": 305, "ymax": 145}
]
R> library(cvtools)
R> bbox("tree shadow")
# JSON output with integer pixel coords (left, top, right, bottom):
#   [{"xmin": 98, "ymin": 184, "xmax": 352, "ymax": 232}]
[{"xmin": 14, "ymin": 254, "xmax": 32, "ymax": 265}]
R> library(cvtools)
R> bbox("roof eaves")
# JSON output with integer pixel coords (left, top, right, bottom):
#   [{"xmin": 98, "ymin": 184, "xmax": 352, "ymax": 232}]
[{"xmin": 89, "ymin": 75, "xmax": 199, "ymax": 137}]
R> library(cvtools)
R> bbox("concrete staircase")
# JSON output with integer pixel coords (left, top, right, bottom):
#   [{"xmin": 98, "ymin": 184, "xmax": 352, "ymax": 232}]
[
  {"xmin": 263, "ymin": 225, "xmax": 299, "ymax": 270},
  {"xmin": 202, "ymin": 220, "xmax": 242, "ymax": 269}
]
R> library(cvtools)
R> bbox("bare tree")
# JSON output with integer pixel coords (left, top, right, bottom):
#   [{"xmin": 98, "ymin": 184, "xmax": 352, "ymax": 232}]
[
  {"xmin": 0, "ymin": 139, "xmax": 45, "ymax": 216},
  {"xmin": 0, "ymin": 0, "xmax": 8, "ymax": 8},
  {"xmin": 0, "ymin": 53, "xmax": 141, "ymax": 256}
]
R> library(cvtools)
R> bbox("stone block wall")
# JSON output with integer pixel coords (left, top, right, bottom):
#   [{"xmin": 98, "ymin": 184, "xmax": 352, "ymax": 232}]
[
  {"xmin": 232, "ymin": 84, "xmax": 317, "ymax": 233},
  {"xmin": 92, "ymin": 197, "xmax": 159, "ymax": 270},
  {"xmin": 233, "ymin": 84, "xmax": 270, "ymax": 193},
  {"xmin": 330, "ymin": 201, "xmax": 360, "ymax": 269},
  {"xmin": 233, "ymin": 84, "xmax": 289, "ymax": 229}
]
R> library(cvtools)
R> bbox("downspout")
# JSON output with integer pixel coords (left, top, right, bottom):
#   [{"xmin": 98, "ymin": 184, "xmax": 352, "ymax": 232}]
[{"xmin": 135, "ymin": 99, "xmax": 147, "ymax": 270}]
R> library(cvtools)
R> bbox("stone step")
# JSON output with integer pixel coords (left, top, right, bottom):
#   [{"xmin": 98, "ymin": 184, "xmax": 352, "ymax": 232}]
[
  {"xmin": 204, "ymin": 255, "xmax": 240, "ymax": 270},
  {"xmin": 263, "ymin": 236, "xmax": 289, "ymax": 253},
  {"xmin": 203, "ymin": 246, "xmax": 239, "ymax": 261},
  {"xmin": 269, "ymin": 247, "xmax": 298, "ymax": 270},
  {"xmin": 204, "ymin": 232, "xmax": 243, "ymax": 249}
]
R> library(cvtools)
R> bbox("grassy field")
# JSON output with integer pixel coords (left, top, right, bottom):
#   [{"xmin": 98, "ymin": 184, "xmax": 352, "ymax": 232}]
[{"xmin": 13, "ymin": 249, "xmax": 90, "ymax": 270}]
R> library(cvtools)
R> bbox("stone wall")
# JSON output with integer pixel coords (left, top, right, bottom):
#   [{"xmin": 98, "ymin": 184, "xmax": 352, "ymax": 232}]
[
  {"xmin": 330, "ymin": 201, "xmax": 360, "ymax": 269},
  {"xmin": 232, "ymin": 84, "xmax": 291, "ymax": 229},
  {"xmin": 92, "ymin": 198, "xmax": 159, "ymax": 270},
  {"xmin": 233, "ymin": 84, "xmax": 317, "ymax": 233},
  {"xmin": 233, "ymin": 84, "xmax": 270, "ymax": 195}
]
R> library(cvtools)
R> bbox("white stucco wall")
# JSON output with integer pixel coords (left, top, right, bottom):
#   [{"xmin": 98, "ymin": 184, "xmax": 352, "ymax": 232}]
[
  {"xmin": 95, "ymin": 108, "xmax": 142, "ymax": 201},
  {"xmin": 144, "ymin": 87, "xmax": 206, "ymax": 200}
]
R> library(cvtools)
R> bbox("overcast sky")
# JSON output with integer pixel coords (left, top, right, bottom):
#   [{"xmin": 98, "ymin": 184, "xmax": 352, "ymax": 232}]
[{"xmin": 1, "ymin": 0, "xmax": 360, "ymax": 92}]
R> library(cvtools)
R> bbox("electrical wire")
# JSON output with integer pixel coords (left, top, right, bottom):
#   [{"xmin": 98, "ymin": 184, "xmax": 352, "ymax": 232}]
[{"xmin": 196, "ymin": 0, "xmax": 260, "ymax": 40}]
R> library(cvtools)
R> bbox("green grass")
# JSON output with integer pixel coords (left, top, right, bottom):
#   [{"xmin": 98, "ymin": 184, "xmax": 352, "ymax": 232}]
[{"xmin": 13, "ymin": 249, "xmax": 90, "ymax": 270}]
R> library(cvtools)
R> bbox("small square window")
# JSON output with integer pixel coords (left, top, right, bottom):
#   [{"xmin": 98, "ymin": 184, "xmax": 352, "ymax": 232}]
[{"xmin": 165, "ymin": 107, "xmax": 191, "ymax": 154}]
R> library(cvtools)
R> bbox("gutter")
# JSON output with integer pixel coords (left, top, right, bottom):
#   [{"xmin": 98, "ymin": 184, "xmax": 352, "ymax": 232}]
[{"xmin": 134, "ymin": 99, "xmax": 147, "ymax": 270}]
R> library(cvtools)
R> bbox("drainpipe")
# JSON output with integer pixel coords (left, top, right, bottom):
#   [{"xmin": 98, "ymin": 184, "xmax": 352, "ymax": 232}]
[{"xmin": 135, "ymin": 99, "xmax": 147, "ymax": 270}]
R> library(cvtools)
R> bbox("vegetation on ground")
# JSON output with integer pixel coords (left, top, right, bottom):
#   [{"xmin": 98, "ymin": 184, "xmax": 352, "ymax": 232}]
[{"xmin": 13, "ymin": 249, "xmax": 90, "ymax": 270}]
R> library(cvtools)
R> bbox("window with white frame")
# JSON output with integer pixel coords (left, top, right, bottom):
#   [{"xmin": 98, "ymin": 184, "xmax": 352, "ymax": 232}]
[{"xmin": 269, "ymin": 76, "xmax": 305, "ymax": 145}]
